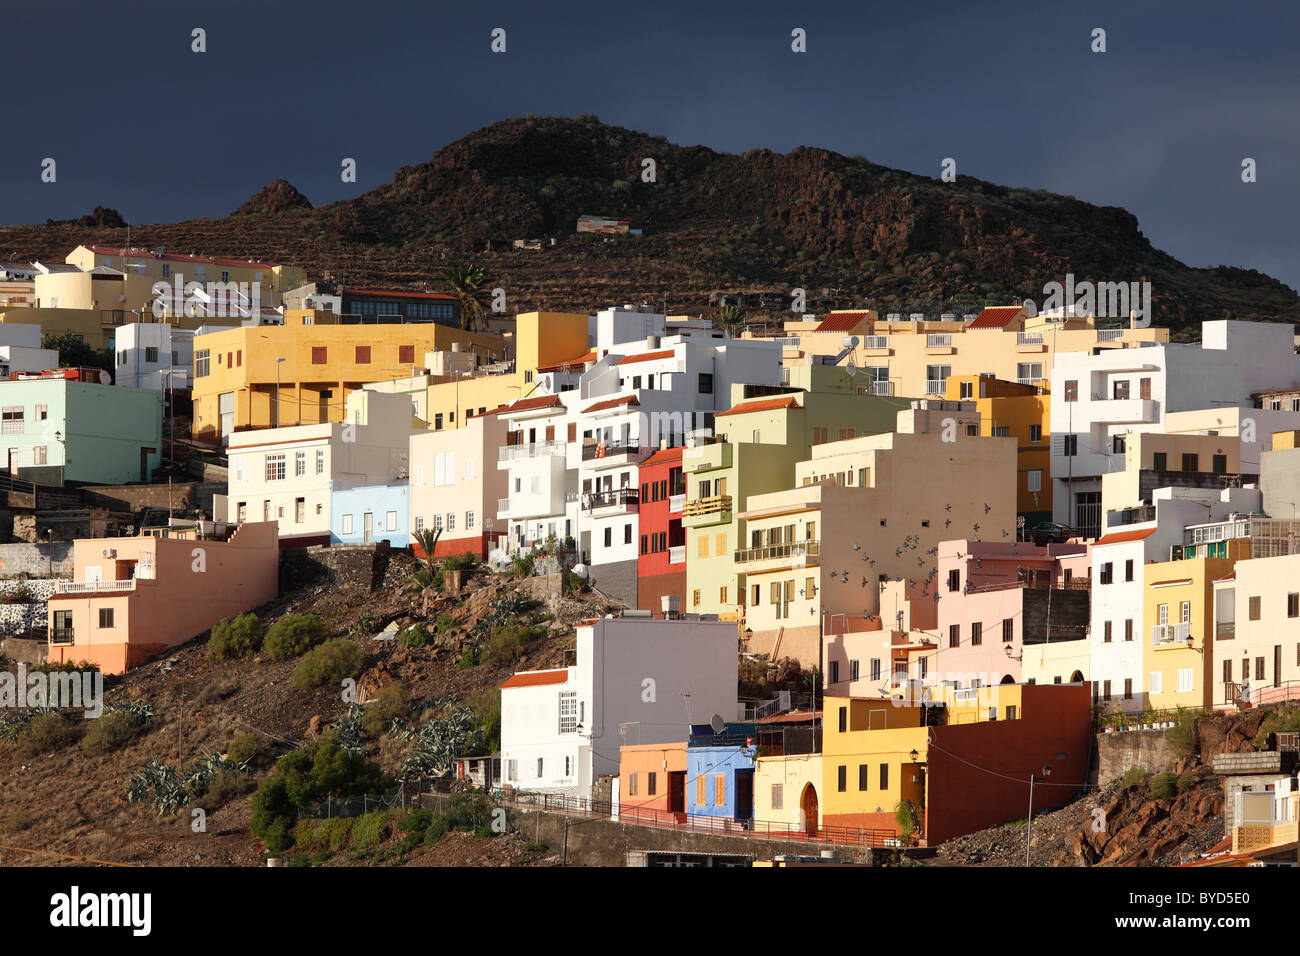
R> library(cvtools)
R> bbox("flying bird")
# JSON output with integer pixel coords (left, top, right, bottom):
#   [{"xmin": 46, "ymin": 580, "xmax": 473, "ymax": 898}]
[
  {"xmin": 984, "ymin": 503, "xmax": 991, "ymax": 514},
  {"xmin": 945, "ymin": 503, "xmax": 952, "ymax": 512}
]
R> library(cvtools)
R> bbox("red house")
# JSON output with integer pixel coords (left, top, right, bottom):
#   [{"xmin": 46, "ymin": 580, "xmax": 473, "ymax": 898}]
[{"xmin": 637, "ymin": 447, "xmax": 687, "ymax": 618}]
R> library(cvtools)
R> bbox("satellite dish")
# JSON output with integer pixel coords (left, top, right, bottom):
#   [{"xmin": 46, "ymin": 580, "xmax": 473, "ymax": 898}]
[{"xmin": 709, "ymin": 714, "xmax": 726, "ymax": 735}]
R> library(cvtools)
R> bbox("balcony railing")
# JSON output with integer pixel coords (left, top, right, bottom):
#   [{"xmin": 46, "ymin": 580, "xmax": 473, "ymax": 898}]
[
  {"xmin": 1151, "ymin": 621, "xmax": 1191, "ymax": 645},
  {"xmin": 1097, "ymin": 329, "xmax": 1125, "ymax": 342},
  {"xmin": 926, "ymin": 334, "xmax": 952, "ymax": 348},
  {"xmin": 499, "ymin": 441, "xmax": 565, "ymax": 462},
  {"xmin": 668, "ymin": 545, "xmax": 686, "ymax": 564},
  {"xmin": 585, "ymin": 488, "xmax": 639, "ymax": 510},
  {"xmin": 582, "ymin": 440, "xmax": 642, "ymax": 462},
  {"xmin": 50, "ymin": 627, "xmax": 74, "ymax": 645},
  {"xmin": 55, "ymin": 579, "xmax": 137, "ymax": 594},
  {"xmin": 862, "ymin": 335, "xmax": 889, "ymax": 349},
  {"xmin": 1216, "ymin": 621, "xmax": 1235, "ymax": 639},
  {"xmin": 682, "ymin": 494, "xmax": 732, "ymax": 518},
  {"xmin": 869, "ymin": 380, "xmax": 893, "ymax": 396},
  {"xmin": 734, "ymin": 540, "xmax": 821, "ymax": 564},
  {"xmin": 925, "ymin": 380, "xmax": 946, "ymax": 395},
  {"xmin": 668, "ymin": 493, "xmax": 685, "ymax": 512},
  {"xmin": 1017, "ymin": 332, "xmax": 1044, "ymax": 345},
  {"xmin": 496, "ymin": 497, "xmax": 511, "ymax": 518}
]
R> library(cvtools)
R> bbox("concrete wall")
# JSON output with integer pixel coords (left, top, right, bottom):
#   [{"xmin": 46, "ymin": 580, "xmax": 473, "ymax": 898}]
[
  {"xmin": 280, "ymin": 541, "xmax": 393, "ymax": 593},
  {"xmin": 1094, "ymin": 727, "xmax": 1181, "ymax": 784},
  {"xmin": 81, "ymin": 481, "xmax": 224, "ymax": 515},
  {"xmin": 0, "ymin": 542, "xmax": 73, "ymax": 578}
]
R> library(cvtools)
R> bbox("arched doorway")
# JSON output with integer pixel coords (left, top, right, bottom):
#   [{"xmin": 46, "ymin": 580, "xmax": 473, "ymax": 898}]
[
  {"xmin": 800, "ymin": 783, "xmax": 819, "ymax": 837},
  {"xmin": 1000, "ymin": 673, "xmax": 1016, "ymax": 684},
  {"xmin": 1070, "ymin": 670, "xmax": 1085, "ymax": 684}
]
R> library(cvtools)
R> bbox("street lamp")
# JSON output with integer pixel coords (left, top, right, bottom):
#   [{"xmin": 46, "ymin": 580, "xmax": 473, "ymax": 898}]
[
  {"xmin": 275, "ymin": 357, "xmax": 286, "ymax": 428},
  {"xmin": 1026, "ymin": 762, "xmax": 1053, "ymax": 867}
]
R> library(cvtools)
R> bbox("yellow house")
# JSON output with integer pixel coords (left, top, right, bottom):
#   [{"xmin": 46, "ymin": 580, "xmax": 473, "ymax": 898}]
[
  {"xmin": 364, "ymin": 311, "xmax": 590, "ymax": 432},
  {"xmin": 191, "ymin": 312, "xmax": 505, "ymax": 444},
  {"xmin": 753, "ymin": 753, "xmax": 823, "ymax": 837},
  {"xmin": 65, "ymin": 246, "xmax": 305, "ymax": 307},
  {"xmin": 1142, "ymin": 555, "xmax": 1240, "ymax": 711},
  {"xmin": 945, "ymin": 374, "xmax": 1051, "ymax": 526}
]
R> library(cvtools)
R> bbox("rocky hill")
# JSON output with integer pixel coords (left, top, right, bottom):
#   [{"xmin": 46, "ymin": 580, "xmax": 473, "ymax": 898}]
[{"xmin": 1, "ymin": 116, "xmax": 1295, "ymax": 335}]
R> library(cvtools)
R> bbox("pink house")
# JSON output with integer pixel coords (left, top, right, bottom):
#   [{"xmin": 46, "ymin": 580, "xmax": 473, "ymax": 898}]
[
  {"xmin": 47, "ymin": 522, "xmax": 280, "ymax": 674},
  {"xmin": 933, "ymin": 539, "xmax": 1091, "ymax": 688}
]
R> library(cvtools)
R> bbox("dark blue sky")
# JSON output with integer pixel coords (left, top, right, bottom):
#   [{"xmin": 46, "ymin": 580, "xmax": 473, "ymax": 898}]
[{"xmin": 4, "ymin": 0, "xmax": 1298, "ymax": 288}]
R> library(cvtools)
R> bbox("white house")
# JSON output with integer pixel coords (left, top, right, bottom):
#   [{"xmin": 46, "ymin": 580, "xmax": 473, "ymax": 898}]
[
  {"xmin": 1050, "ymin": 320, "xmax": 1300, "ymax": 538},
  {"xmin": 214, "ymin": 390, "xmax": 418, "ymax": 544},
  {"xmin": 115, "ymin": 323, "xmax": 235, "ymax": 391},
  {"xmin": 499, "ymin": 615, "xmax": 739, "ymax": 800},
  {"xmin": 0, "ymin": 323, "xmax": 58, "ymax": 379}
]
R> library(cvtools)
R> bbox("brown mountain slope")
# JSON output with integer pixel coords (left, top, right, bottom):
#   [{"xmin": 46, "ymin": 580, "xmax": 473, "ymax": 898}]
[{"xmin": 1, "ymin": 116, "xmax": 1295, "ymax": 335}]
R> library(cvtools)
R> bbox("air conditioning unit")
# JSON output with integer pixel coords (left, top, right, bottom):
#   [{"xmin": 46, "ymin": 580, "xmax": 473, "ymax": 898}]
[{"xmin": 102, "ymin": 548, "xmax": 117, "ymax": 558}]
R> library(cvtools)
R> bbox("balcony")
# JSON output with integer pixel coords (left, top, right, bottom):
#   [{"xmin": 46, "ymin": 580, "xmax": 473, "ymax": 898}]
[
  {"xmin": 50, "ymin": 627, "xmax": 74, "ymax": 645},
  {"xmin": 668, "ymin": 493, "xmax": 686, "ymax": 513},
  {"xmin": 1216, "ymin": 621, "xmax": 1235, "ymax": 640},
  {"xmin": 669, "ymin": 545, "xmax": 686, "ymax": 565},
  {"xmin": 584, "ymin": 488, "xmax": 639, "ymax": 514},
  {"xmin": 1017, "ymin": 332, "xmax": 1044, "ymax": 346},
  {"xmin": 1151, "ymin": 621, "xmax": 1191, "ymax": 646},
  {"xmin": 55, "ymin": 579, "xmax": 138, "ymax": 595},
  {"xmin": 1096, "ymin": 329, "xmax": 1125, "ymax": 343},
  {"xmin": 497, "ymin": 497, "xmax": 511, "ymax": 519},
  {"xmin": 1088, "ymin": 396, "xmax": 1157, "ymax": 424},
  {"xmin": 499, "ymin": 441, "xmax": 566, "ymax": 463},
  {"xmin": 1108, "ymin": 504, "xmax": 1156, "ymax": 528},
  {"xmin": 733, "ymin": 539, "xmax": 821, "ymax": 571},
  {"xmin": 925, "ymin": 380, "xmax": 946, "ymax": 395},
  {"xmin": 681, "ymin": 494, "xmax": 733, "ymax": 528},
  {"xmin": 926, "ymin": 334, "xmax": 952, "ymax": 348},
  {"xmin": 582, "ymin": 440, "xmax": 644, "ymax": 468},
  {"xmin": 861, "ymin": 335, "xmax": 890, "ymax": 353},
  {"xmin": 684, "ymin": 442, "xmax": 732, "ymax": 474}
]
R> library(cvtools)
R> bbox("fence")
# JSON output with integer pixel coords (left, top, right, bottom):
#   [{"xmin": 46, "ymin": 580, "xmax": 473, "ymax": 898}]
[
  {"xmin": 503, "ymin": 790, "xmax": 901, "ymax": 848},
  {"xmin": 297, "ymin": 784, "xmax": 420, "ymax": 819}
]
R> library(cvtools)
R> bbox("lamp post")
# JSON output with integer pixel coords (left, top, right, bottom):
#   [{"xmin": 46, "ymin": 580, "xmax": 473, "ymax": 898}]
[
  {"xmin": 275, "ymin": 357, "xmax": 286, "ymax": 428},
  {"xmin": 1026, "ymin": 763, "xmax": 1052, "ymax": 867}
]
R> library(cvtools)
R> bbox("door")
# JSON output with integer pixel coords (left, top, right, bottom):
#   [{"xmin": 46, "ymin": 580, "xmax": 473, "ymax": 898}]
[
  {"xmin": 667, "ymin": 771, "xmax": 686, "ymax": 816},
  {"xmin": 218, "ymin": 391, "xmax": 234, "ymax": 443},
  {"xmin": 1275, "ymin": 645, "xmax": 1283, "ymax": 688},
  {"xmin": 801, "ymin": 784, "xmax": 819, "ymax": 837},
  {"xmin": 140, "ymin": 447, "xmax": 155, "ymax": 482},
  {"xmin": 735, "ymin": 769, "xmax": 754, "ymax": 823},
  {"xmin": 6, "ymin": 448, "xmax": 15, "ymax": 476},
  {"xmin": 363, "ymin": 512, "xmax": 373, "ymax": 543}
]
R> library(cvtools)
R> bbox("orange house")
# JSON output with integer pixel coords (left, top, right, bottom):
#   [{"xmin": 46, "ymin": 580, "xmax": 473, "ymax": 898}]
[
  {"xmin": 618, "ymin": 741, "xmax": 689, "ymax": 823},
  {"xmin": 46, "ymin": 522, "xmax": 280, "ymax": 674}
]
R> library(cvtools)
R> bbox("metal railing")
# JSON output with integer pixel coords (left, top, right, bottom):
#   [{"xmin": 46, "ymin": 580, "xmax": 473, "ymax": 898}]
[
  {"xmin": 496, "ymin": 497, "xmax": 511, "ymax": 517},
  {"xmin": 668, "ymin": 493, "xmax": 685, "ymax": 512},
  {"xmin": 49, "ymin": 628, "xmax": 74, "ymax": 645},
  {"xmin": 668, "ymin": 545, "xmax": 686, "ymax": 564},
  {"xmin": 1151, "ymin": 621, "xmax": 1191, "ymax": 645},
  {"xmin": 926, "ymin": 334, "xmax": 952, "ymax": 348},
  {"xmin": 1215, "ymin": 621, "xmax": 1235, "ymax": 639},
  {"xmin": 500, "ymin": 441, "xmax": 565, "ymax": 462},
  {"xmin": 582, "ymin": 440, "xmax": 642, "ymax": 461},
  {"xmin": 585, "ymin": 488, "xmax": 639, "ymax": 510},
  {"xmin": 682, "ymin": 494, "xmax": 732, "ymax": 518},
  {"xmin": 734, "ymin": 540, "xmax": 821, "ymax": 564},
  {"xmin": 505, "ymin": 791, "xmax": 901, "ymax": 849},
  {"xmin": 924, "ymin": 380, "xmax": 946, "ymax": 395},
  {"xmin": 862, "ymin": 335, "xmax": 889, "ymax": 349},
  {"xmin": 1017, "ymin": 332, "xmax": 1043, "ymax": 345},
  {"xmin": 1096, "ymin": 329, "xmax": 1125, "ymax": 342}
]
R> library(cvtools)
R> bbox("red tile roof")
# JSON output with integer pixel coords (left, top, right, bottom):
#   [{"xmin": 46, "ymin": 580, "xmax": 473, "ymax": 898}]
[
  {"xmin": 640, "ymin": 447, "xmax": 684, "ymax": 466},
  {"xmin": 1094, "ymin": 527, "xmax": 1156, "ymax": 546},
  {"xmin": 500, "ymin": 669, "xmax": 570, "ymax": 689},
  {"xmin": 715, "ymin": 395, "xmax": 800, "ymax": 417},
  {"xmin": 489, "ymin": 394, "xmax": 563, "ymax": 416},
  {"xmin": 536, "ymin": 350, "xmax": 597, "ymax": 373},
  {"xmin": 87, "ymin": 246, "xmax": 288, "ymax": 271},
  {"xmin": 814, "ymin": 312, "xmax": 870, "ymax": 333},
  {"xmin": 968, "ymin": 306, "xmax": 1025, "ymax": 329},
  {"xmin": 583, "ymin": 395, "xmax": 639, "ymax": 414},
  {"xmin": 615, "ymin": 349, "xmax": 675, "ymax": 366}
]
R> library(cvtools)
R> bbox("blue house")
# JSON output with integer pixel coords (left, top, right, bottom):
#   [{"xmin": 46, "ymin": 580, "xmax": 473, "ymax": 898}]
[
  {"xmin": 330, "ymin": 481, "xmax": 410, "ymax": 546},
  {"xmin": 686, "ymin": 723, "xmax": 757, "ymax": 824}
]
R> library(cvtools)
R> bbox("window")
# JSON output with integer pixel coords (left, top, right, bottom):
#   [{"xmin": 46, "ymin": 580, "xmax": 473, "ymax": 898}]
[
  {"xmin": 144, "ymin": 346, "xmax": 159, "ymax": 363},
  {"xmin": 537, "ymin": 758, "xmax": 544, "ymax": 778},
  {"xmin": 1181, "ymin": 601, "xmax": 1191, "ymax": 623},
  {"xmin": 1212, "ymin": 454, "xmax": 1227, "ymax": 475},
  {"xmin": 948, "ymin": 569, "xmax": 960, "ymax": 592},
  {"xmin": 1125, "ymin": 559, "xmax": 1134, "ymax": 582},
  {"xmin": 265, "ymin": 454, "xmax": 286, "ymax": 481},
  {"xmin": 295, "ymin": 452, "xmax": 306, "ymax": 476},
  {"xmin": 812, "ymin": 426, "xmax": 829, "ymax": 445},
  {"xmin": 1029, "ymin": 424, "xmax": 1042, "ymax": 443},
  {"xmin": 195, "ymin": 349, "xmax": 210, "ymax": 377},
  {"xmin": 342, "ymin": 514, "xmax": 354, "ymax": 535},
  {"xmin": 647, "ymin": 772, "xmax": 657, "ymax": 796},
  {"xmin": 1124, "ymin": 678, "xmax": 1133, "ymax": 700},
  {"xmin": 715, "ymin": 774, "xmax": 726, "ymax": 806},
  {"xmin": 295, "ymin": 498, "xmax": 305, "ymax": 523},
  {"xmin": 316, "ymin": 450, "xmax": 325, "ymax": 475},
  {"xmin": 1250, "ymin": 595, "xmax": 1261, "ymax": 620},
  {"xmin": 993, "ymin": 426, "xmax": 1010, "ymax": 438},
  {"xmin": 1027, "ymin": 469, "xmax": 1042, "ymax": 493},
  {"xmin": 949, "ymin": 624, "xmax": 960, "ymax": 647},
  {"xmin": 771, "ymin": 784, "xmax": 783, "ymax": 809},
  {"xmin": 628, "ymin": 773, "xmax": 638, "ymax": 796},
  {"xmin": 312, "ymin": 347, "xmax": 327, "ymax": 364},
  {"xmin": 850, "ymin": 659, "xmax": 859, "ymax": 681},
  {"xmin": 1099, "ymin": 562, "xmax": 1113, "ymax": 585},
  {"xmin": 355, "ymin": 345, "xmax": 371, "ymax": 364},
  {"xmin": 1177, "ymin": 668, "xmax": 1194, "ymax": 693},
  {"xmin": 692, "ymin": 589, "xmax": 701, "ymax": 607},
  {"xmin": 626, "ymin": 524, "xmax": 633, "ymax": 545},
  {"xmin": 1125, "ymin": 619, "xmax": 1133, "ymax": 642},
  {"xmin": 33, "ymin": 446, "xmax": 45, "ymax": 465},
  {"xmin": 698, "ymin": 373, "xmax": 714, "ymax": 394},
  {"xmin": 1063, "ymin": 435, "xmax": 1077, "ymax": 456},
  {"xmin": 34, "ymin": 404, "xmax": 47, "ymax": 422},
  {"xmin": 1104, "ymin": 621, "xmax": 1112, "ymax": 643},
  {"xmin": 971, "ymin": 621, "xmax": 982, "ymax": 646},
  {"xmin": 838, "ymin": 706, "xmax": 847, "ymax": 733},
  {"xmin": 1150, "ymin": 671, "xmax": 1163, "ymax": 695},
  {"xmin": 871, "ymin": 658, "xmax": 881, "ymax": 681},
  {"xmin": 415, "ymin": 517, "xmax": 424, "ymax": 533},
  {"xmin": 1153, "ymin": 451, "xmax": 1167, "ymax": 471},
  {"xmin": 1288, "ymin": 593, "xmax": 1299, "ymax": 618},
  {"xmin": 830, "ymin": 660, "xmax": 840, "ymax": 684},
  {"xmin": 1103, "ymin": 680, "xmax": 1112, "ymax": 701},
  {"xmin": 399, "ymin": 345, "xmax": 415, "ymax": 364},
  {"xmin": 696, "ymin": 775, "xmax": 705, "ymax": 806},
  {"xmin": 1002, "ymin": 618, "xmax": 1013, "ymax": 643},
  {"xmin": 98, "ymin": 608, "xmax": 114, "ymax": 628},
  {"xmin": 0, "ymin": 407, "xmax": 23, "ymax": 434},
  {"xmin": 466, "ymin": 511, "xmax": 475, "ymax": 530},
  {"xmin": 603, "ymin": 527, "xmax": 612, "ymax": 548},
  {"xmin": 837, "ymin": 766, "xmax": 847, "ymax": 792},
  {"xmin": 1112, "ymin": 435, "xmax": 1126, "ymax": 454},
  {"xmin": 386, "ymin": 511, "xmax": 398, "ymax": 532},
  {"xmin": 558, "ymin": 692, "xmax": 578, "ymax": 734},
  {"xmin": 858, "ymin": 765, "xmax": 869, "ymax": 791},
  {"xmin": 879, "ymin": 764, "xmax": 888, "ymax": 790}
]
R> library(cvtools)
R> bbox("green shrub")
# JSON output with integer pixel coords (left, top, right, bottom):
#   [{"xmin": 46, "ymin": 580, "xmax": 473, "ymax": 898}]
[
  {"xmin": 0, "ymin": 583, "xmax": 35, "ymax": 603},
  {"xmin": 442, "ymin": 552, "xmax": 476, "ymax": 572},
  {"xmin": 435, "ymin": 612, "xmax": 455, "ymax": 634},
  {"xmin": 80, "ymin": 711, "xmax": 141, "ymax": 755},
  {"xmin": 13, "ymin": 712, "xmax": 83, "ymax": 756},
  {"xmin": 291, "ymin": 639, "xmax": 364, "ymax": 690},
  {"xmin": 264, "ymin": 613, "xmax": 328, "ymax": 660},
  {"xmin": 1166, "ymin": 708, "xmax": 1199, "ymax": 758},
  {"xmin": 481, "ymin": 623, "xmax": 545, "ymax": 668},
  {"xmin": 226, "ymin": 732, "xmax": 265, "ymax": 766},
  {"xmin": 1253, "ymin": 707, "xmax": 1300, "ymax": 749},
  {"xmin": 4, "ymin": 809, "xmax": 34, "ymax": 832},
  {"xmin": 511, "ymin": 554, "xmax": 534, "ymax": 578},
  {"xmin": 894, "ymin": 799, "xmax": 921, "ymax": 845},
  {"xmin": 204, "ymin": 768, "xmax": 254, "ymax": 806},
  {"xmin": 293, "ymin": 816, "xmax": 355, "ymax": 854},
  {"xmin": 523, "ymin": 841, "xmax": 547, "ymax": 853},
  {"xmin": 361, "ymin": 682, "xmax": 410, "ymax": 737},
  {"xmin": 467, "ymin": 688, "xmax": 501, "ymax": 752},
  {"xmin": 1149, "ymin": 771, "xmax": 1179, "ymax": 800},
  {"xmin": 350, "ymin": 810, "xmax": 391, "ymax": 849},
  {"xmin": 396, "ymin": 626, "xmax": 428, "ymax": 649},
  {"xmin": 1176, "ymin": 773, "xmax": 1197, "ymax": 794},
  {"xmin": 206, "ymin": 613, "xmax": 265, "ymax": 662},
  {"xmin": 1117, "ymin": 767, "xmax": 1151, "ymax": 789},
  {"xmin": 348, "ymin": 611, "xmax": 382, "ymax": 637},
  {"xmin": 457, "ymin": 646, "xmax": 481, "ymax": 670},
  {"xmin": 565, "ymin": 572, "xmax": 588, "ymax": 595}
]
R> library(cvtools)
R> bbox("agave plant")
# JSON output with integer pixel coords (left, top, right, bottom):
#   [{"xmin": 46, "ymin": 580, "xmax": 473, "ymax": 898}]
[
  {"xmin": 126, "ymin": 759, "xmax": 188, "ymax": 817},
  {"xmin": 334, "ymin": 702, "xmax": 367, "ymax": 754},
  {"xmin": 398, "ymin": 707, "xmax": 482, "ymax": 781},
  {"xmin": 106, "ymin": 700, "xmax": 154, "ymax": 727},
  {"xmin": 184, "ymin": 751, "xmax": 249, "ymax": 797},
  {"xmin": 0, "ymin": 707, "xmax": 55, "ymax": 741}
]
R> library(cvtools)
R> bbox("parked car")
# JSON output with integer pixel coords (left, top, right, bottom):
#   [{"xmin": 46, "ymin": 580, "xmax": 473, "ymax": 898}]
[{"xmin": 1030, "ymin": 521, "xmax": 1079, "ymax": 546}]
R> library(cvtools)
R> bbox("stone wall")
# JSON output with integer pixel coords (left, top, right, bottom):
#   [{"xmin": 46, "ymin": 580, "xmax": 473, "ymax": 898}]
[
  {"xmin": 0, "ymin": 579, "xmax": 62, "ymax": 637},
  {"xmin": 589, "ymin": 558, "xmax": 637, "ymax": 608},
  {"xmin": 0, "ymin": 543, "xmax": 74, "ymax": 579},
  {"xmin": 281, "ymin": 542, "xmax": 393, "ymax": 593},
  {"xmin": 81, "ymin": 481, "xmax": 226, "ymax": 515},
  {"xmin": 1094, "ymin": 728, "xmax": 1180, "ymax": 785}
]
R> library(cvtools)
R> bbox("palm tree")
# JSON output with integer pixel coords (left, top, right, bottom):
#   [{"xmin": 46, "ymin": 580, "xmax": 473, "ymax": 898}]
[
  {"xmin": 441, "ymin": 262, "xmax": 488, "ymax": 333},
  {"xmin": 718, "ymin": 304, "xmax": 747, "ymax": 330},
  {"xmin": 408, "ymin": 527, "xmax": 443, "ymax": 592}
]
